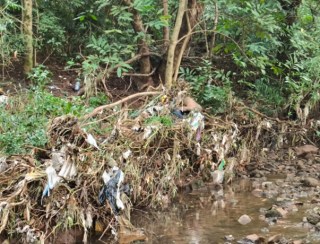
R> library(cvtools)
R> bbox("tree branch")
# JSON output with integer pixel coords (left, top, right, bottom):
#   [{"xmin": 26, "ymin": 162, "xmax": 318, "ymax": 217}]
[{"xmin": 82, "ymin": 91, "xmax": 162, "ymax": 120}]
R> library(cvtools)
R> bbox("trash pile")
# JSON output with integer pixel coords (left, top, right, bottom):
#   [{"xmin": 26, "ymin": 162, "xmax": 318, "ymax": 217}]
[{"xmin": 0, "ymin": 85, "xmax": 316, "ymax": 243}]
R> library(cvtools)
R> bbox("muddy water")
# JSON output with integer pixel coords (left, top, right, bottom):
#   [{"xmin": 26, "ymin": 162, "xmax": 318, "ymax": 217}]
[{"xmin": 130, "ymin": 178, "xmax": 311, "ymax": 243}]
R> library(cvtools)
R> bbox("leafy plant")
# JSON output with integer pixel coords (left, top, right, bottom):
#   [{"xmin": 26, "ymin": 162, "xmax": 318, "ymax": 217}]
[{"xmin": 27, "ymin": 65, "xmax": 52, "ymax": 88}]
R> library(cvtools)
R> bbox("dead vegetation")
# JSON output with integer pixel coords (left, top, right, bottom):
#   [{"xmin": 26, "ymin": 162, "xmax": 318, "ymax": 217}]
[{"xmin": 0, "ymin": 83, "xmax": 319, "ymax": 243}]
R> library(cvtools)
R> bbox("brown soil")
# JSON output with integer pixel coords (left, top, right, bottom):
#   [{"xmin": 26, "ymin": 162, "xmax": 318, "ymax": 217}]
[{"xmin": 0, "ymin": 59, "xmax": 145, "ymax": 101}]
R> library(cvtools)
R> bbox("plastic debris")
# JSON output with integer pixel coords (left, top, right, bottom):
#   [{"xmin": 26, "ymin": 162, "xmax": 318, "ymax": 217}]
[
  {"xmin": 74, "ymin": 79, "xmax": 81, "ymax": 91},
  {"xmin": 171, "ymin": 109, "xmax": 184, "ymax": 119},
  {"xmin": 142, "ymin": 125, "xmax": 158, "ymax": 139},
  {"xmin": 42, "ymin": 154, "xmax": 77, "ymax": 202},
  {"xmin": 211, "ymin": 159, "xmax": 226, "ymax": 184},
  {"xmin": 99, "ymin": 167, "xmax": 125, "ymax": 215},
  {"xmin": 42, "ymin": 166, "xmax": 61, "ymax": 201},
  {"xmin": 0, "ymin": 95, "xmax": 8, "ymax": 105},
  {"xmin": 122, "ymin": 150, "xmax": 132, "ymax": 160},
  {"xmin": 86, "ymin": 133, "xmax": 100, "ymax": 150},
  {"xmin": 187, "ymin": 111, "xmax": 205, "ymax": 141},
  {"xmin": 146, "ymin": 105, "xmax": 164, "ymax": 116},
  {"xmin": 0, "ymin": 157, "xmax": 8, "ymax": 173}
]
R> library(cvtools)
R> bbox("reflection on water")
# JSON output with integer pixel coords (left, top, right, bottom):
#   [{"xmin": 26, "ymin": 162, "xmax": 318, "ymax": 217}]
[{"xmin": 131, "ymin": 179, "xmax": 309, "ymax": 243}]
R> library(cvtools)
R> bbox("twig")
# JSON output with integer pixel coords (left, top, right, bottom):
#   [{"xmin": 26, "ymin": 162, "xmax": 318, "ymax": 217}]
[
  {"xmin": 120, "ymin": 67, "xmax": 156, "ymax": 77},
  {"xmin": 82, "ymin": 91, "xmax": 162, "ymax": 120},
  {"xmin": 99, "ymin": 217, "xmax": 114, "ymax": 241}
]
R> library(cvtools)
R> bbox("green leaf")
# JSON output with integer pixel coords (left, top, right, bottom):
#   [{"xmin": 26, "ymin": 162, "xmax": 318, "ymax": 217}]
[{"xmin": 117, "ymin": 68, "xmax": 122, "ymax": 77}]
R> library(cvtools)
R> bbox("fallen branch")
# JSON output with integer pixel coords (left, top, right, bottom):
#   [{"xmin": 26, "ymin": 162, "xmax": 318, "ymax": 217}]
[{"xmin": 82, "ymin": 91, "xmax": 162, "ymax": 120}]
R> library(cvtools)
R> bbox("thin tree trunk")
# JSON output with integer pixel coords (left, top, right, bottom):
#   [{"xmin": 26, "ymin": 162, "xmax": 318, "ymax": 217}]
[
  {"xmin": 165, "ymin": 0, "xmax": 187, "ymax": 90},
  {"xmin": 173, "ymin": 11, "xmax": 191, "ymax": 82},
  {"xmin": 123, "ymin": 0, "xmax": 151, "ymax": 75},
  {"xmin": 209, "ymin": 0, "xmax": 219, "ymax": 58},
  {"xmin": 22, "ymin": 0, "xmax": 33, "ymax": 74},
  {"xmin": 163, "ymin": 0, "xmax": 169, "ymax": 48}
]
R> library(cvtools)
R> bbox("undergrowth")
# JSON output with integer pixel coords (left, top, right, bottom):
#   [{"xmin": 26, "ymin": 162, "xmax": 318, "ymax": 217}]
[{"xmin": 0, "ymin": 88, "xmax": 92, "ymax": 155}]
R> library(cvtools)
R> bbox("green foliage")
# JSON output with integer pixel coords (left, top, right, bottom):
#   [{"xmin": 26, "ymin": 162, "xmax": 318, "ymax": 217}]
[
  {"xmin": 0, "ymin": 1, "xmax": 24, "ymax": 69},
  {"xmin": 145, "ymin": 115, "xmax": 173, "ymax": 127},
  {"xmin": 0, "ymin": 89, "xmax": 90, "ymax": 155},
  {"xmin": 37, "ymin": 12, "xmax": 66, "ymax": 55},
  {"xmin": 88, "ymin": 92, "xmax": 109, "ymax": 107},
  {"xmin": 180, "ymin": 61, "xmax": 232, "ymax": 114},
  {"xmin": 27, "ymin": 65, "xmax": 52, "ymax": 88}
]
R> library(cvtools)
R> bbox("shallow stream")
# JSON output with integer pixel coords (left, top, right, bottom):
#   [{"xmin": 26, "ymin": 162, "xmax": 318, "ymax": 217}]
[{"xmin": 127, "ymin": 178, "xmax": 316, "ymax": 243}]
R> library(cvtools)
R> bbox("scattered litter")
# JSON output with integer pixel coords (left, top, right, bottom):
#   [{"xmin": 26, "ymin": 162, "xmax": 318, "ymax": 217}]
[
  {"xmin": 187, "ymin": 111, "xmax": 204, "ymax": 141},
  {"xmin": 99, "ymin": 167, "xmax": 125, "ymax": 215},
  {"xmin": 0, "ymin": 157, "xmax": 8, "ymax": 173},
  {"xmin": 122, "ymin": 150, "xmax": 132, "ymax": 160},
  {"xmin": 48, "ymin": 85, "xmax": 60, "ymax": 90},
  {"xmin": 171, "ymin": 109, "xmax": 185, "ymax": 119},
  {"xmin": 42, "ymin": 165, "xmax": 61, "ymax": 200},
  {"xmin": 0, "ymin": 95, "xmax": 9, "ymax": 105},
  {"xmin": 74, "ymin": 79, "xmax": 81, "ymax": 91},
  {"xmin": 211, "ymin": 159, "xmax": 226, "ymax": 184},
  {"xmin": 86, "ymin": 133, "xmax": 100, "ymax": 150},
  {"xmin": 16, "ymin": 225, "xmax": 41, "ymax": 243},
  {"xmin": 146, "ymin": 105, "xmax": 164, "ymax": 116},
  {"xmin": 142, "ymin": 125, "xmax": 158, "ymax": 140}
]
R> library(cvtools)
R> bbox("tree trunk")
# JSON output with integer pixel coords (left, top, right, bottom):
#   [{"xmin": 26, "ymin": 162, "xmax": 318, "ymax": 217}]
[
  {"xmin": 123, "ymin": 0, "xmax": 151, "ymax": 75},
  {"xmin": 164, "ymin": 0, "xmax": 187, "ymax": 90},
  {"xmin": 164, "ymin": 0, "xmax": 202, "ymax": 90},
  {"xmin": 22, "ymin": 0, "xmax": 33, "ymax": 74}
]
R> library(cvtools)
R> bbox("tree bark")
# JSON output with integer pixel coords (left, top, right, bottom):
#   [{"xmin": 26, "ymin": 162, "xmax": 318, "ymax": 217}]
[
  {"xmin": 123, "ymin": 0, "xmax": 151, "ymax": 75},
  {"xmin": 22, "ymin": 0, "xmax": 33, "ymax": 74},
  {"xmin": 164, "ymin": 0, "xmax": 187, "ymax": 90},
  {"xmin": 164, "ymin": 0, "xmax": 202, "ymax": 90},
  {"xmin": 209, "ymin": 0, "xmax": 219, "ymax": 58}
]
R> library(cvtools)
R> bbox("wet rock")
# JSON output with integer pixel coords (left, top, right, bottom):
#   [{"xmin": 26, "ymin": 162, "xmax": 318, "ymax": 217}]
[
  {"xmin": 311, "ymin": 198, "xmax": 320, "ymax": 204},
  {"xmin": 225, "ymin": 234, "xmax": 235, "ymax": 241},
  {"xmin": 295, "ymin": 144, "xmax": 319, "ymax": 157},
  {"xmin": 296, "ymin": 160, "xmax": 305, "ymax": 170},
  {"xmin": 246, "ymin": 234, "xmax": 264, "ymax": 243},
  {"xmin": 301, "ymin": 177, "xmax": 319, "ymax": 187},
  {"xmin": 238, "ymin": 234, "xmax": 265, "ymax": 244},
  {"xmin": 275, "ymin": 207, "xmax": 288, "ymax": 217},
  {"xmin": 262, "ymin": 181, "xmax": 273, "ymax": 189},
  {"xmin": 252, "ymin": 189, "xmax": 263, "ymax": 198},
  {"xmin": 292, "ymin": 240, "xmax": 303, "ymax": 244},
  {"xmin": 260, "ymin": 227, "xmax": 269, "ymax": 233},
  {"xmin": 250, "ymin": 170, "xmax": 264, "ymax": 178},
  {"xmin": 265, "ymin": 209, "xmax": 283, "ymax": 218},
  {"xmin": 238, "ymin": 214, "xmax": 252, "ymax": 225},
  {"xmin": 307, "ymin": 213, "xmax": 320, "ymax": 225},
  {"xmin": 267, "ymin": 234, "xmax": 282, "ymax": 243}
]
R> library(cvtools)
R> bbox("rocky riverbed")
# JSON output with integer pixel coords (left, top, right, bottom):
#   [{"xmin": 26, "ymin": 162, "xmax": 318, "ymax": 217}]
[{"xmin": 126, "ymin": 148, "xmax": 320, "ymax": 244}]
